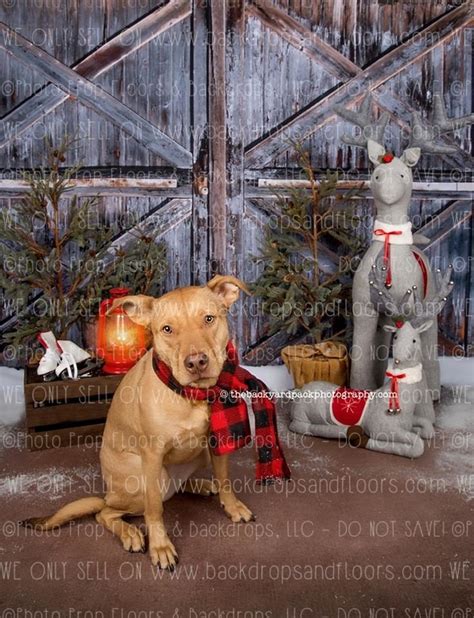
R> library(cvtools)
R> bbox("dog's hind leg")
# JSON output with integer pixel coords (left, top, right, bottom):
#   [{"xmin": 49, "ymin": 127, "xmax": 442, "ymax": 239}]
[{"xmin": 96, "ymin": 507, "xmax": 145, "ymax": 553}]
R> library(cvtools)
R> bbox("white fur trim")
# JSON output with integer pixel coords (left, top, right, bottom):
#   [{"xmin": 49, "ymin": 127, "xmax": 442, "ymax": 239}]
[
  {"xmin": 385, "ymin": 362, "xmax": 422, "ymax": 384},
  {"xmin": 373, "ymin": 220, "xmax": 413, "ymax": 245}
]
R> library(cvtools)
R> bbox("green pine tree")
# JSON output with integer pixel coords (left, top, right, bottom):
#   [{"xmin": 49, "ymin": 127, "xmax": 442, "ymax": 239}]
[{"xmin": 252, "ymin": 143, "xmax": 364, "ymax": 344}]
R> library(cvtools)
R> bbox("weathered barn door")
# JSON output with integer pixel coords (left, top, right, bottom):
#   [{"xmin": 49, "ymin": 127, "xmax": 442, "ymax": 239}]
[
  {"xmin": 0, "ymin": 0, "xmax": 208, "ymax": 300},
  {"xmin": 0, "ymin": 1, "xmax": 472, "ymax": 360},
  {"xmin": 210, "ymin": 1, "xmax": 473, "ymax": 362}
]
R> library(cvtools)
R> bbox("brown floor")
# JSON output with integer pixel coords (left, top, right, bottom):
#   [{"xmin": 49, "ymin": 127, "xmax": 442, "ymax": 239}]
[{"xmin": 1, "ymin": 388, "xmax": 473, "ymax": 616}]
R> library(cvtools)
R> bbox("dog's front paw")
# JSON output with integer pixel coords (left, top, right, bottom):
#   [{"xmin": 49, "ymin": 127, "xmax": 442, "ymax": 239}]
[
  {"xmin": 221, "ymin": 498, "xmax": 255, "ymax": 523},
  {"xmin": 149, "ymin": 536, "xmax": 178, "ymax": 570}
]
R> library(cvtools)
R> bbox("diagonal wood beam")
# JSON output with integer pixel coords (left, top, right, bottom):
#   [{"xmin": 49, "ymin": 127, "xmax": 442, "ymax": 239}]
[
  {"xmin": 245, "ymin": 2, "xmax": 473, "ymax": 168},
  {"xmin": 0, "ymin": 23, "xmax": 193, "ymax": 168},
  {"xmin": 416, "ymin": 199, "xmax": 471, "ymax": 248},
  {"xmin": 0, "ymin": 0, "xmax": 192, "ymax": 150},
  {"xmin": 246, "ymin": 0, "xmax": 360, "ymax": 81}
]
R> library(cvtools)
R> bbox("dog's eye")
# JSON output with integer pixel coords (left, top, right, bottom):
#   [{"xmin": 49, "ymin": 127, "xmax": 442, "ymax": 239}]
[
  {"xmin": 412, "ymin": 339, "xmax": 416, "ymax": 343},
  {"xmin": 204, "ymin": 315, "xmax": 215, "ymax": 324},
  {"xmin": 162, "ymin": 325, "xmax": 173, "ymax": 334},
  {"xmin": 400, "ymin": 174, "xmax": 404, "ymax": 178}
]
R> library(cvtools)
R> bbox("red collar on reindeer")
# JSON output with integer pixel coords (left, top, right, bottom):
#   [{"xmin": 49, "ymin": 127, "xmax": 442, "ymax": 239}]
[{"xmin": 372, "ymin": 221, "xmax": 413, "ymax": 288}]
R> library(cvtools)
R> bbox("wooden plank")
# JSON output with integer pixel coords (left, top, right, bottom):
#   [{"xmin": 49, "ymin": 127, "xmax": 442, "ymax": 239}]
[
  {"xmin": 191, "ymin": 0, "xmax": 209, "ymax": 284},
  {"xmin": 0, "ymin": 185, "xmax": 192, "ymax": 198},
  {"xmin": 246, "ymin": 180, "xmax": 474, "ymax": 200},
  {"xmin": 464, "ymin": 27, "xmax": 474, "ymax": 353},
  {"xmin": 257, "ymin": 178, "xmax": 474, "ymax": 192},
  {"xmin": 246, "ymin": 0, "xmax": 360, "ymax": 81},
  {"xmin": 208, "ymin": 0, "xmax": 227, "ymax": 272},
  {"xmin": 0, "ymin": 23, "xmax": 193, "ymax": 168},
  {"xmin": 226, "ymin": 0, "xmax": 246, "ymax": 350},
  {"xmin": 26, "ymin": 402, "xmax": 110, "ymax": 429},
  {"xmin": 0, "ymin": 178, "xmax": 177, "ymax": 190},
  {"xmin": 24, "ymin": 368, "xmax": 123, "ymax": 404},
  {"xmin": 245, "ymin": 167, "xmax": 473, "ymax": 182},
  {"xmin": 0, "ymin": 0, "xmax": 192, "ymax": 150},
  {"xmin": 245, "ymin": 3, "xmax": 473, "ymax": 167}
]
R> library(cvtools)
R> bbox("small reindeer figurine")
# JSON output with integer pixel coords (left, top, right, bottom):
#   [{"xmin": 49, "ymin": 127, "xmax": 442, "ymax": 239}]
[
  {"xmin": 369, "ymin": 263, "xmax": 454, "ymax": 435},
  {"xmin": 289, "ymin": 267, "xmax": 453, "ymax": 459},
  {"xmin": 334, "ymin": 94, "xmax": 472, "ymax": 398}
]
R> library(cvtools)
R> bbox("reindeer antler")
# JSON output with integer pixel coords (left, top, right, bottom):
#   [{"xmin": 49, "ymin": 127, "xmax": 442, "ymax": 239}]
[
  {"xmin": 433, "ymin": 94, "xmax": 474, "ymax": 133},
  {"xmin": 369, "ymin": 264, "xmax": 413, "ymax": 318},
  {"xmin": 408, "ymin": 111, "xmax": 457, "ymax": 154},
  {"xmin": 368, "ymin": 263, "xmax": 454, "ymax": 325},
  {"xmin": 409, "ymin": 94, "xmax": 474, "ymax": 155},
  {"xmin": 334, "ymin": 94, "xmax": 389, "ymax": 148},
  {"xmin": 408, "ymin": 265, "xmax": 454, "ymax": 327},
  {"xmin": 335, "ymin": 92, "xmax": 474, "ymax": 157}
]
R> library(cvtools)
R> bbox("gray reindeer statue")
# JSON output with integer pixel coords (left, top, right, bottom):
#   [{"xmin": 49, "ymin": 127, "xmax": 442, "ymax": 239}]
[
  {"xmin": 334, "ymin": 94, "xmax": 472, "ymax": 399},
  {"xmin": 288, "ymin": 266, "xmax": 454, "ymax": 459}
]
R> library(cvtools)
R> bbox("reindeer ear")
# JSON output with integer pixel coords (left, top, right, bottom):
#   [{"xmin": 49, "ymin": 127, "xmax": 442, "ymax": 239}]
[
  {"xmin": 207, "ymin": 275, "xmax": 251, "ymax": 308},
  {"xmin": 107, "ymin": 295, "xmax": 154, "ymax": 327},
  {"xmin": 401, "ymin": 147, "xmax": 421, "ymax": 167},
  {"xmin": 383, "ymin": 324, "xmax": 398, "ymax": 333},
  {"xmin": 415, "ymin": 320, "xmax": 433, "ymax": 334},
  {"xmin": 367, "ymin": 140, "xmax": 385, "ymax": 165}
]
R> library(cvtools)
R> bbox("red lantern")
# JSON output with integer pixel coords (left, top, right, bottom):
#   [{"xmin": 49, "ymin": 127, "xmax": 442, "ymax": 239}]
[{"xmin": 97, "ymin": 287, "xmax": 147, "ymax": 375}]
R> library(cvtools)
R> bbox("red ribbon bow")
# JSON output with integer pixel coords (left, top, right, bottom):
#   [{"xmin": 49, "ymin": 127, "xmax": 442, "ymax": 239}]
[
  {"xmin": 385, "ymin": 371, "xmax": 406, "ymax": 414},
  {"xmin": 373, "ymin": 229, "xmax": 403, "ymax": 287}
]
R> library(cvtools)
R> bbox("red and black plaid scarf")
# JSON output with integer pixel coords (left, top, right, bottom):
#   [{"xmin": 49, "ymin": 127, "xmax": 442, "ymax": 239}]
[{"xmin": 152, "ymin": 341, "xmax": 290, "ymax": 483}]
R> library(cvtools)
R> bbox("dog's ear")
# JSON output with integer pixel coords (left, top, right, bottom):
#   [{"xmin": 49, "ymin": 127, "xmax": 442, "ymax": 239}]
[
  {"xmin": 207, "ymin": 275, "xmax": 251, "ymax": 308},
  {"xmin": 107, "ymin": 295, "xmax": 154, "ymax": 327}
]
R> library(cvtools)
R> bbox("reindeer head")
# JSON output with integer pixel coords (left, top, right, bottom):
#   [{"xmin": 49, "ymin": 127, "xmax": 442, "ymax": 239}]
[
  {"xmin": 383, "ymin": 320, "xmax": 431, "ymax": 367},
  {"xmin": 367, "ymin": 140, "xmax": 420, "ymax": 207}
]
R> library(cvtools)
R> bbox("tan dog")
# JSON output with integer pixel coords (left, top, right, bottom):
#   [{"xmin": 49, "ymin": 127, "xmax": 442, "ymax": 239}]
[{"xmin": 23, "ymin": 275, "xmax": 254, "ymax": 570}]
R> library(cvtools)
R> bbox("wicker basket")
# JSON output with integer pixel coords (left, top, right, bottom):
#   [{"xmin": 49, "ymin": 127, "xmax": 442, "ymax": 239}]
[{"xmin": 281, "ymin": 341, "xmax": 349, "ymax": 388}]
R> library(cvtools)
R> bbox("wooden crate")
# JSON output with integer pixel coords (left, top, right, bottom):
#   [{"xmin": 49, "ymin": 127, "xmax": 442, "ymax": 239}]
[{"xmin": 24, "ymin": 368, "xmax": 123, "ymax": 451}]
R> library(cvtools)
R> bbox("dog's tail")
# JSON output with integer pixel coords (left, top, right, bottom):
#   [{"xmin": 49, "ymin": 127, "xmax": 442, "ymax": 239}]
[{"xmin": 21, "ymin": 497, "xmax": 105, "ymax": 530}]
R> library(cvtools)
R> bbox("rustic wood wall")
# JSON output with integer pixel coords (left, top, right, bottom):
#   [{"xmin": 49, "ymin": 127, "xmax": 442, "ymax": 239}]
[{"xmin": 0, "ymin": 0, "xmax": 472, "ymax": 361}]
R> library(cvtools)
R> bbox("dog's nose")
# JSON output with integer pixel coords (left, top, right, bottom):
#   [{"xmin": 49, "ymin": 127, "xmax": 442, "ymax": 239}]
[{"xmin": 184, "ymin": 353, "xmax": 209, "ymax": 374}]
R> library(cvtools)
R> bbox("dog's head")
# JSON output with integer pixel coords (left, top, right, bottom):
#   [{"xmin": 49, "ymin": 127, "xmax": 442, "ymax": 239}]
[{"xmin": 109, "ymin": 275, "xmax": 250, "ymax": 387}]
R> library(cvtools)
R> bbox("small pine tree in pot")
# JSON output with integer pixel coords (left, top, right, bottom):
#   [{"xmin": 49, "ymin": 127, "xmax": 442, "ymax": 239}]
[
  {"xmin": 252, "ymin": 144, "xmax": 365, "ymax": 387},
  {"xmin": 0, "ymin": 139, "xmax": 167, "ymax": 365}
]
